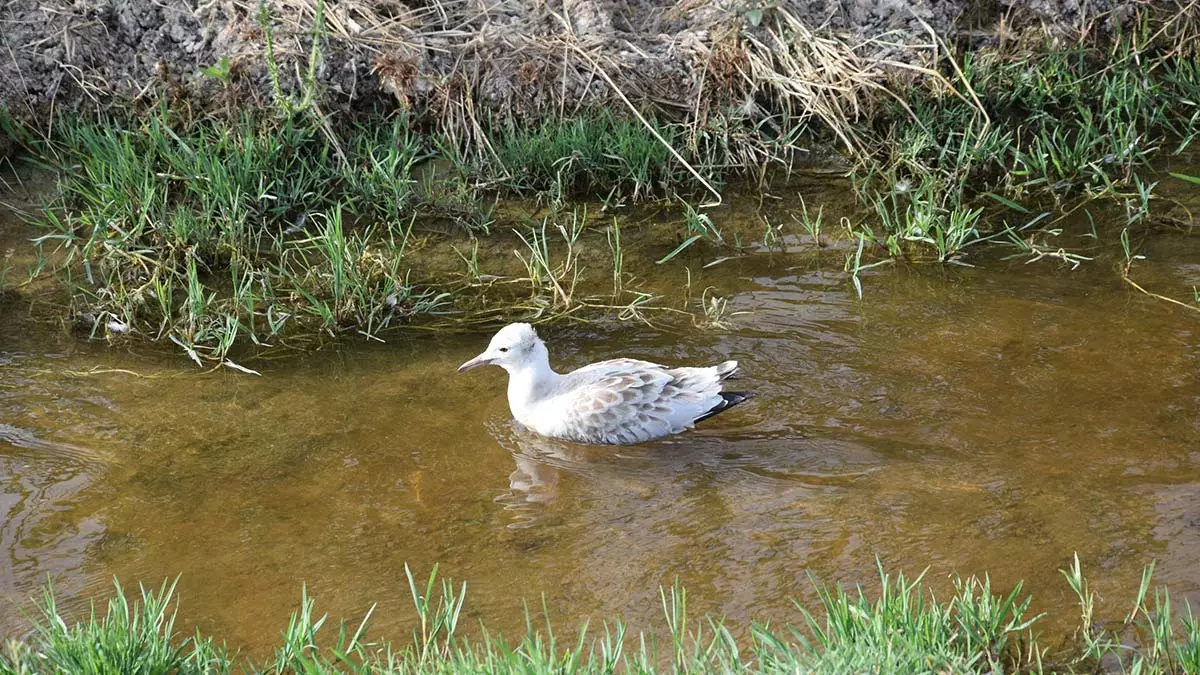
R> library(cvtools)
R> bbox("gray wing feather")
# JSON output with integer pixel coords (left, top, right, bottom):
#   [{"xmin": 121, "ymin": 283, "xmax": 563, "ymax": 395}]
[{"xmin": 549, "ymin": 359, "xmax": 737, "ymax": 444}]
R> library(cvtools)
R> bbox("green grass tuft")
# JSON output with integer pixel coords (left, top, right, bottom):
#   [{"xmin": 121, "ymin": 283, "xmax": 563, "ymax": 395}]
[{"xmin": 2, "ymin": 559, "xmax": 1198, "ymax": 674}]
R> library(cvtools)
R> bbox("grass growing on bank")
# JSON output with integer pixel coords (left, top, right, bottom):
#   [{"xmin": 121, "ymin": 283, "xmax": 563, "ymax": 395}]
[
  {"xmin": 833, "ymin": 32, "xmax": 1200, "ymax": 278},
  {"xmin": 3, "ymin": 6, "xmax": 1200, "ymax": 364},
  {"xmin": 0, "ymin": 558, "xmax": 1197, "ymax": 674},
  {"xmin": 21, "ymin": 109, "xmax": 442, "ymax": 369},
  {"xmin": 5, "ymin": 105, "xmax": 725, "ymax": 368}
]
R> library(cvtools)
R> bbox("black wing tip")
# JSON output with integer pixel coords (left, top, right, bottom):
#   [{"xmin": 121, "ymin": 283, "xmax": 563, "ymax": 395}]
[{"xmin": 694, "ymin": 390, "xmax": 755, "ymax": 424}]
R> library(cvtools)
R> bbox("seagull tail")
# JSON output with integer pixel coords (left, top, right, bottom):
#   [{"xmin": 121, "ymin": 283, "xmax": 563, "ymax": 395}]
[{"xmin": 694, "ymin": 391, "xmax": 755, "ymax": 424}]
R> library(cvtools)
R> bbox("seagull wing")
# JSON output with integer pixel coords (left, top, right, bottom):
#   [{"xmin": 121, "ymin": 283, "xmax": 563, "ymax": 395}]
[{"xmin": 548, "ymin": 359, "xmax": 737, "ymax": 445}]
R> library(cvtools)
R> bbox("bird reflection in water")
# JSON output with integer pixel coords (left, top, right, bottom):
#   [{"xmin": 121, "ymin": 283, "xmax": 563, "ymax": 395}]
[
  {"xmin": 486, "ymin": 419, "xmax": 662, "ymax": 529},
  {"xmin": 487, "ymin": 420, "xmax": 583, "ymax": 528}
]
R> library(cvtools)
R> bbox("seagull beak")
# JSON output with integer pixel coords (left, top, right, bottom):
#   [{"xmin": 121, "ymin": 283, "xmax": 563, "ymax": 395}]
[{"xmin": 457, "ymin": 353, "xmax": 494, "ymax": 372}]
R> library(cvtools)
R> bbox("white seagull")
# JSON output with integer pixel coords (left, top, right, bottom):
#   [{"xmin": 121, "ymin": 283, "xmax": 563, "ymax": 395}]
[{"xmin": 457, "ymin": 323, "xmax": 753, "ymax": 445}]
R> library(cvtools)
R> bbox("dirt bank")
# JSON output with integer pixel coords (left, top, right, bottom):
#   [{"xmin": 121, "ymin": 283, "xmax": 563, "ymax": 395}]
[{"xmin": 0, "ymin": 0, "xmax": 1153, "ymax": 135}]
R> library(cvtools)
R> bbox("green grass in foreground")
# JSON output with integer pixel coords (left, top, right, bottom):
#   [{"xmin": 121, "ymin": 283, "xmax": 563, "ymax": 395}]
[{"xmin": 1, "ymin": 558, "xmax": 1197, "ymax": 674}]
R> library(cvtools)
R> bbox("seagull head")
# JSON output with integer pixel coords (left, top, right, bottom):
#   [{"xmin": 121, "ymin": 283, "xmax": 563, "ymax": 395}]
[{"xmin": 458, "ymin": 322, "xmax": 544, "ymax": 373}]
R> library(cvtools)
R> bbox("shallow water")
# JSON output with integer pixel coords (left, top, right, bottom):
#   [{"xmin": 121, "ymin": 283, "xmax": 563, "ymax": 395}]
[{"xmin": 1, "ymin": 179, "xmax": 1199, "ymax": 658}]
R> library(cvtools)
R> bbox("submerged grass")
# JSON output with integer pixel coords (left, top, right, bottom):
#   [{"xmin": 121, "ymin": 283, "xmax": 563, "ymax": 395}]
[{"xmin": 0, "ymin": 559, "xmax": 1196, "ymax": 674}]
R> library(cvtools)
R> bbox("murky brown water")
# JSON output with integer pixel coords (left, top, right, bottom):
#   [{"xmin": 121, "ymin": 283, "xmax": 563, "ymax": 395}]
[{"xmin": 1, "ymin": 173, "xmax": 1199, "ymax": 659}]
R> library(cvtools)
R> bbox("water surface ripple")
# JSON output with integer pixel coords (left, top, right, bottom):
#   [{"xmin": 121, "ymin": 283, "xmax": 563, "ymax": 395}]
[{"xmin": 1, "ymin": 246, "xmax": 1198, "ymax": 654}]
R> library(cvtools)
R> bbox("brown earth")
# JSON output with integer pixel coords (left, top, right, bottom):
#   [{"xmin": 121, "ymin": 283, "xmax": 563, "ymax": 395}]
[{"xmin": 0, "ymin": 0, "xmax": 1153, "ymax": 144}]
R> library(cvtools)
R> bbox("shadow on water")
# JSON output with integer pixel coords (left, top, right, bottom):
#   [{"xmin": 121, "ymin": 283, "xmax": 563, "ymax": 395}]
[{"xmin": 0, "ymin": 171, "xmax": 1198, "ymax": 656}]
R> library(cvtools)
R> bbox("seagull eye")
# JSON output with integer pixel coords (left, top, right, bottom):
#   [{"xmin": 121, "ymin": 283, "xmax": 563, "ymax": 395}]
[{"xmin": 498, "ymin": 347, "xmax": 509, "ymax": 353}]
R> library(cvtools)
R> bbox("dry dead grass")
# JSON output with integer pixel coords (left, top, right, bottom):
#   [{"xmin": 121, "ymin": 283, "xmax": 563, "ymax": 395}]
[{"xmin": 200, "ymin": 0, "xmax": 1199, "ymax": 177}]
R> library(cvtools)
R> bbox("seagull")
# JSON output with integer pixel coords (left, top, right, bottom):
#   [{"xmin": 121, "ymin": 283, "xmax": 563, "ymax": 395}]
[{"xmin": 457, "ymin": 323, "xmax": 753, "ymax": 445}]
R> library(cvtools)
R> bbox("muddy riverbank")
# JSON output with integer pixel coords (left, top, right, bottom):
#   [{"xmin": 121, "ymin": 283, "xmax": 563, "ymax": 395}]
[{"xmin": 0, "ymin": 0, "xmax": 1157, "ymax": 131}]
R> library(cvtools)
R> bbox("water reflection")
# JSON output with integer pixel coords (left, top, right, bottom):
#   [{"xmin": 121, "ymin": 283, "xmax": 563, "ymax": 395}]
[{"xmin": 491, "ymin": 421, "xmax": 570, "ymax": 527}]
